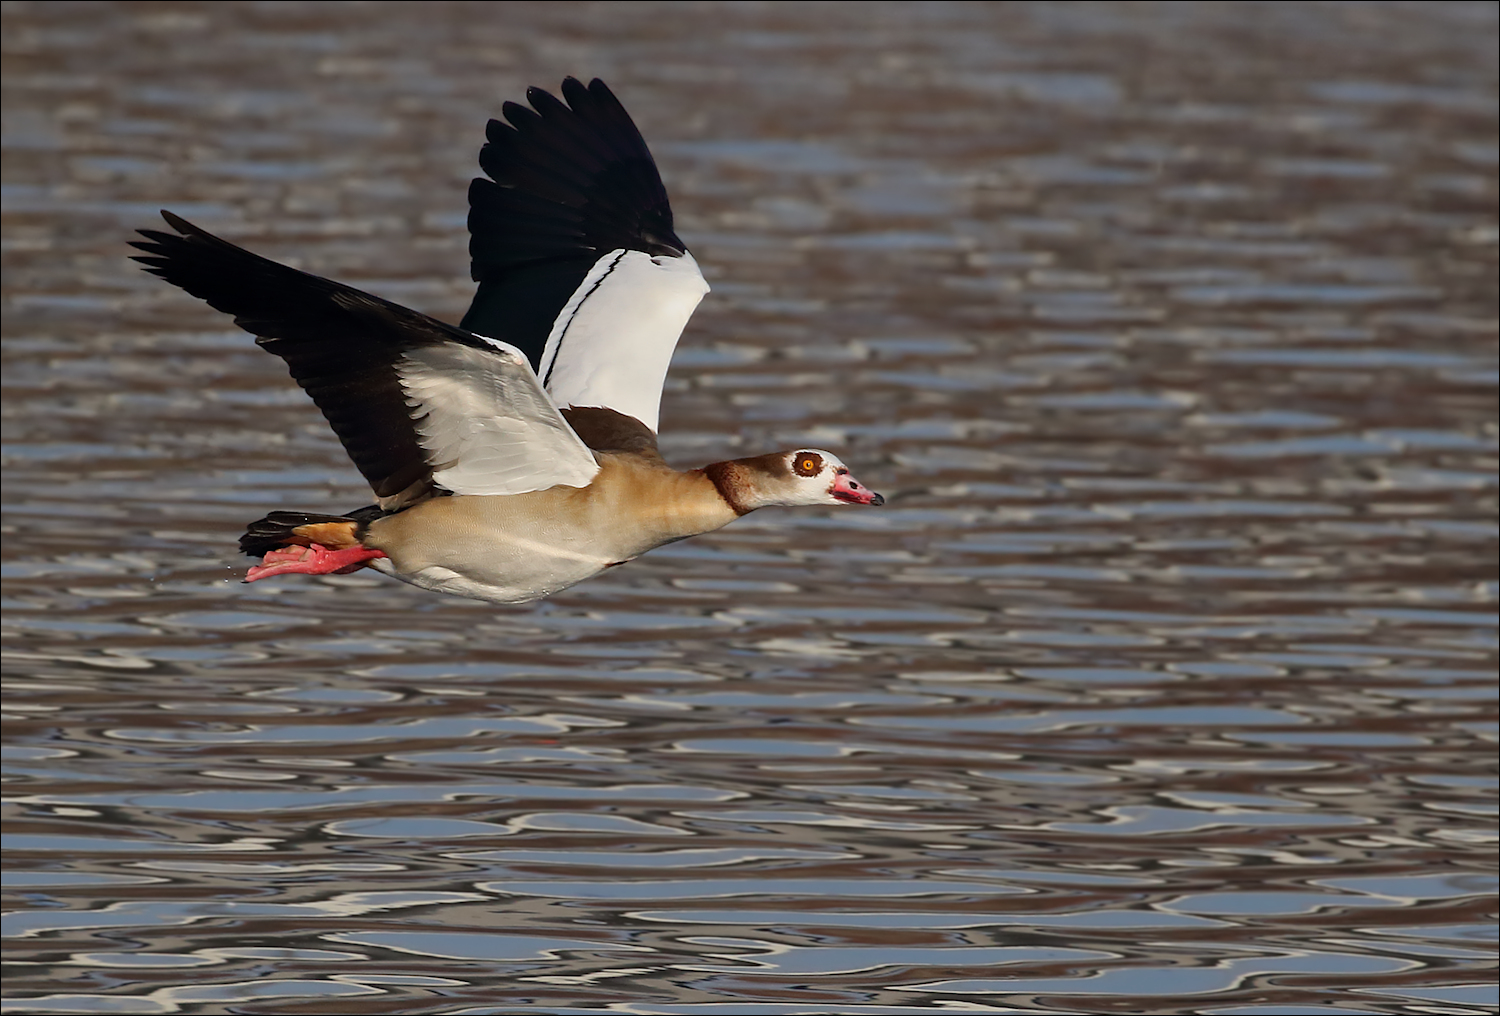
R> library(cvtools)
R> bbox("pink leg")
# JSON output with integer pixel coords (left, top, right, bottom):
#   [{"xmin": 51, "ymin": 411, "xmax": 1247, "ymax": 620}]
[{"xmin": 245, "ymin": 543, "xmax": 387, "ymax": 582}]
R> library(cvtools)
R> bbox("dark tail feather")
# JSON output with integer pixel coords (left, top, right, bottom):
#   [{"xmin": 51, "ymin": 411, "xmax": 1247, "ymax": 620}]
[{"xmin": 239, "ymin": 507, "xmax": 384, "ymax": 558}]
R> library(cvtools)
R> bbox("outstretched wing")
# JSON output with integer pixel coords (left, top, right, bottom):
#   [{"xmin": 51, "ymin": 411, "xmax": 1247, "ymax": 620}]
[
  {"xmin": 132, "ymin": 211, "xmax": 599, "ymax": 510},
  {"xmin": 462, "ymin": 76, "xmax": 709, "ymax": 433}
]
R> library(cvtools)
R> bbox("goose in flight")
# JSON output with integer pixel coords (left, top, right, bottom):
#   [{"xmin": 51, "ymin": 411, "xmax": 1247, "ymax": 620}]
[{"xmin": 132, "ymin": 77, "xmax": 882, "ymax": 604}]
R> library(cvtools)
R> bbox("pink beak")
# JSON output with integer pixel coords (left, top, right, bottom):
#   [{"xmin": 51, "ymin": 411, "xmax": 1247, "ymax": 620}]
[{"xmin": 831, "ymin": 470, "xmax": 884, "ymax": 505}]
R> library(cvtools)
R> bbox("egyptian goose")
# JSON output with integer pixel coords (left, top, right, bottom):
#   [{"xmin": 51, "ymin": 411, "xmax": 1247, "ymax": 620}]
[{"xmin": 132, "ymin": 77, "xmax": 882, "ymax": 605}]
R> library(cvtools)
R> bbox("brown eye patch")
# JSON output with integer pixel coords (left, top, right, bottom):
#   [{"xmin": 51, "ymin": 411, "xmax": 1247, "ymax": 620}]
[{"xmin": 793, "ymin": 452, "xmax": 823, "ymax": 477}]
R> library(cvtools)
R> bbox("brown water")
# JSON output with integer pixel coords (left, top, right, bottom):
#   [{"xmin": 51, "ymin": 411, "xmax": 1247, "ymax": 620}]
[{"xmin": 3, "ymin": 3, "xmax": 1496, "ymax": 1014}]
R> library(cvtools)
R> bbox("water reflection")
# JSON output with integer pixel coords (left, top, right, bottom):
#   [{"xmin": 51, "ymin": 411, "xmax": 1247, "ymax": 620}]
[{"xmin": 4, "ymin": 1, "xmax": 1497, "ymax": 1014}]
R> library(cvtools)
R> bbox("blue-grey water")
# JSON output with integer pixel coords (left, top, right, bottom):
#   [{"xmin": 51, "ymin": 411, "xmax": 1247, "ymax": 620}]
[{"xmin": 3, "ymin": 2, "xmax": 1496, "ymax": 1014}]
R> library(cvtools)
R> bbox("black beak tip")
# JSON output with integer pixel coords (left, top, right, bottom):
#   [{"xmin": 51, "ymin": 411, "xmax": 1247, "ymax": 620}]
[{"xmin": 871, "ymin": 492, "xmax": 885, "ymax": 506}]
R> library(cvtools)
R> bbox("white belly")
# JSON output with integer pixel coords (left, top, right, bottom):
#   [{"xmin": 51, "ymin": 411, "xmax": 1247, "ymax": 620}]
[
  {"xmin": 369, "ymin": 552, "xmax": 610, "ymax": 604},
  {"xmin": 364, "ymin": 501, "xmax": 637, "ymax": 604}
]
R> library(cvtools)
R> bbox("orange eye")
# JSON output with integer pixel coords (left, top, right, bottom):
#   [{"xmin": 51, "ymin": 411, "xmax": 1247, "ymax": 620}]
[{"xmin": 800, "ymin": 458, "xmax": 816, "ymax": 472}]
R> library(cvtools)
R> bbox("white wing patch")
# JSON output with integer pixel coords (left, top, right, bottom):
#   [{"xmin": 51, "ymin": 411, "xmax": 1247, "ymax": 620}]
[
  {"xmin": 537, "ymin": 248, "xmax": 709, "ymax": 432},
  {"xmin": 395, "ymin": 341, "xmax": 599, "ymax": 497}
]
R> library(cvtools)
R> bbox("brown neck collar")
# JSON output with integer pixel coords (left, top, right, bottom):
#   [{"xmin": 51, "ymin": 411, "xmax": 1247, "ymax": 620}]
[{"xmin": 702, "ymin": 461, "xmax": 754, "ymax": 516}]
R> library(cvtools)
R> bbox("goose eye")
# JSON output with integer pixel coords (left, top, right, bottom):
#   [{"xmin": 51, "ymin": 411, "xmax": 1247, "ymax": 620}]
[{"xmin": 793, "ymin": 453, "xmax": 822, "ymax": 477}]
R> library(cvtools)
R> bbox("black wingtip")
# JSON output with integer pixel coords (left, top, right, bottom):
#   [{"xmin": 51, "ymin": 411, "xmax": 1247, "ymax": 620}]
[
  {"xmin": 130, "ymin": 210, "xmax": 199, "ymax": 260},
  {"xmin": 583, "ymin": 77, "xmax": 617, "ymax": 103},
  {"xmin": 159, "ymin": 209, "xmax": 193, "ymax": 233}
]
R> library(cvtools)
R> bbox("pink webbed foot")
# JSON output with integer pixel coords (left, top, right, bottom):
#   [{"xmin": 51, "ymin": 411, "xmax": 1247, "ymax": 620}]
[{"xmin": 245, "ymin": 543, "xmax": 387, "ymax": 582}]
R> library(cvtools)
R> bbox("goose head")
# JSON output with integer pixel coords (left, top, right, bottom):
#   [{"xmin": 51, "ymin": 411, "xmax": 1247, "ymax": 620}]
[{"xmin": 708, "ymin": 449, "xmax": 884, "ymax": 512}]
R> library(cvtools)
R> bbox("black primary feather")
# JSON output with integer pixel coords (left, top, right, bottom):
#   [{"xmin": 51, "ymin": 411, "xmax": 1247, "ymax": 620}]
[
  {"xmin": 460, "ymin": 77, "xmax": 687, "ymax": 370},
  {"xmin": 131, "ymin": 211, "xmax": 498, "ymax": 508}
]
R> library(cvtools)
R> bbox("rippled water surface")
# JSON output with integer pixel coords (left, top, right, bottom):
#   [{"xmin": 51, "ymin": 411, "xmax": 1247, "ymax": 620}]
[{"xmin": 3, "ymin": 2, "xmax": 1497, "ymax": 1013}]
